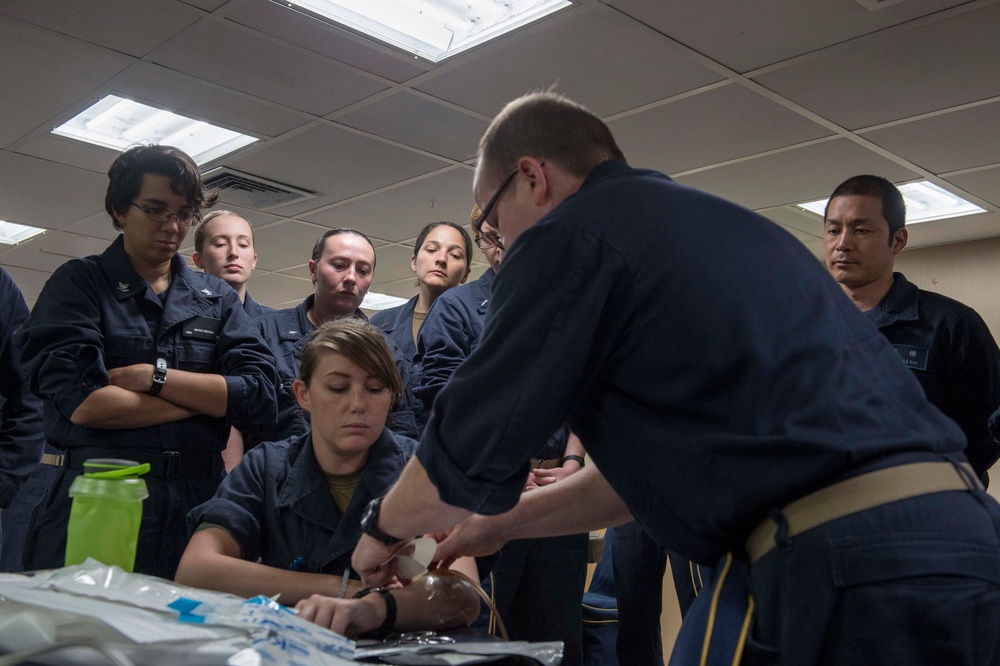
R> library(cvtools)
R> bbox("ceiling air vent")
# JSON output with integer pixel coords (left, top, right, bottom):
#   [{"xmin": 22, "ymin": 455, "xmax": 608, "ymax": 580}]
[{"xmin": 202, "ymin": 167, "xmax": 315, "ymax": 210}]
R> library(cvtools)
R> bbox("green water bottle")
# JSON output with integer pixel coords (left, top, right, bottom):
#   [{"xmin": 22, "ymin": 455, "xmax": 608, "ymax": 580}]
[{"xmin": 64, "ymin": 458, "xmax": 150, "ymax": 572}]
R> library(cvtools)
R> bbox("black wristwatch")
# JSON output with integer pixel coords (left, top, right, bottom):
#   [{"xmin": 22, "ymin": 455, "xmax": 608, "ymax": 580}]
[
  {"xmin": 354, "ymin": 587, "xmax": 397, "ymax": 640},
  {"xmin": 360, "ymin": 496, "xmax": 403, "ymax": 546},
  {"xmin": 148, "ymin": 358, "xmax": 167, "ymax": 396}
]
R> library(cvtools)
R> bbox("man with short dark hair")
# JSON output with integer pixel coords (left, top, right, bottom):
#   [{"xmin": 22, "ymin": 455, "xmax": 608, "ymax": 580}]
[
  {"xmin": 254, "ymin": 229, "xmax": 422, "ymax": 447},
  {"xmin": 824, "ymin": 174, "xmax": 1000, "ymax": 482},
  {"xmin": 353, "ymin": 92, "xmax": 1000, "ymax": 665}
]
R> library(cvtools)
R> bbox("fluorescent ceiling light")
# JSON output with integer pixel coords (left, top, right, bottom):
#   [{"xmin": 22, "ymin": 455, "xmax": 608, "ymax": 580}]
[
  {"xmin": 280, "ymin": 0, "xmax": 572, "ymax": 62},
  {"xmin": 0, "ymin": 221, "xmax": 45, "ymax": 245},
  {"xmin": 361, "ymin": 291, "xmax": 410, "ymax": 311},
  {"xmin": 796, "ymin": 180, "xmax": 987, "ymax": 224},
  {"xmin": 52, "ymin": 95, "xmax": 258, "ymax": 165}
]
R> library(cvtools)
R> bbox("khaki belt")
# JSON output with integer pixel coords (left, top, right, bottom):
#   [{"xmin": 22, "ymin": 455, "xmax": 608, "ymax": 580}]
[
  {"xmin": 40, "ymin": 452, "xmax": 65, "ymax": 467},
  {"xmin": 530, "ymin": 457, "xmax": 562, "ymax": 470},
  {"xmin": 746, "ymin": 461, "xmax": 981, "ymax": 563}
]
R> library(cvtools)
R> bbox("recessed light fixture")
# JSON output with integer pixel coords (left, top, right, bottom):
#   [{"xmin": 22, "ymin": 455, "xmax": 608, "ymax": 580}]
[
  {"xmin": 279, "ymin": 0, "xmax": 572, "ymax": 62},
  {"xmin": 52, "ymin": 95, "xmax": 258, "ymax": 165},
  {"xmin": 361, "ymin": 291, "xmax": 410, "ymax": 311},
  {"xmin": 796, "ymin": 180, "xmax": 987, "ymax": 224},
  {"xmin": 0, "ymin": 221, "xmax": 45, "ymax": 245}
]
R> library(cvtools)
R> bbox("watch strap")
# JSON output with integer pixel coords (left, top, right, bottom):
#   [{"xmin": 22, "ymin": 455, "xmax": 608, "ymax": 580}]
[
  {"xmin": 148, "ymin": 358, "xmax": 167, "ymax": 396},
  {"xmin": 561, "ymin": 454, "xmax": 585, "ymax": 467},
  {"xmin": 354, "ymin": 587, "xmax": 397, "ymax": 640},
  {"xmin": 361, "ymin": 496, "xmax": 403, "ymax": 546}
]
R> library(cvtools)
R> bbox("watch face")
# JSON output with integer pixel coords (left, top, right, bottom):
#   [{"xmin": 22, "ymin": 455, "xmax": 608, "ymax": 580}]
[{"xmin": 362, "ymin": 498, "xmax": 379, "ymax": 533}]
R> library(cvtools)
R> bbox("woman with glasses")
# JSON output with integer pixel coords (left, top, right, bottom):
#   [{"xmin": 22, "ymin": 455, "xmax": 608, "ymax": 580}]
[{"xmin": 15, "ymin": 144, "xmax": 277, "ymax": 580}]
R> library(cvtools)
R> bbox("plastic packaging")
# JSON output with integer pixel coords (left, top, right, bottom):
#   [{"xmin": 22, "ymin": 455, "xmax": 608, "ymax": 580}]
[{"xmin": 64, "ymin": 459, "xmax": 150, "ymax": 572}]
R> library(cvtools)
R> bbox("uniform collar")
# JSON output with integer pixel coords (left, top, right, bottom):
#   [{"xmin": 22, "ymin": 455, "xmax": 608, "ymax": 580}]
[
  {"xmin": 867, "ymin": 272, "xmax": 920, "ymax": 327},
  {"xmin": 278, "ymin": 430, "xmax": 406, "ymax": 564}
]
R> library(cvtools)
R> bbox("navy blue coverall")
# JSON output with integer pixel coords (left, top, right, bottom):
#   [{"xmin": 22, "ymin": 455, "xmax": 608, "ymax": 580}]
[
  {"xmin": 415, "ymin": 160, "xmax": 1000, "ymax": 665},
  {"xmin": 16, "ymin": 236, "xmax": 277, "ymax": 579}
]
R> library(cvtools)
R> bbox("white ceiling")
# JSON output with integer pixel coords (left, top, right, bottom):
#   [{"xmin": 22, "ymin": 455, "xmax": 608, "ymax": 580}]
[{"xmin": 2, "ymin": 0, "xmax": 999, "ymax": 309}]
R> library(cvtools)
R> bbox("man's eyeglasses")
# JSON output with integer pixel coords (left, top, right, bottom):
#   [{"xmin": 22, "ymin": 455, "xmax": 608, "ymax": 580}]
[
  {"xmin": 474, "ymin": 235, "xmax": 499, "ymax": 250},
  {"xmin": 131, "ymin": 202, "xmax": 201, "ymax": 227},
  {"xmin": 473, "ymin": 167, "xmax": 518, "ymax": 245}
]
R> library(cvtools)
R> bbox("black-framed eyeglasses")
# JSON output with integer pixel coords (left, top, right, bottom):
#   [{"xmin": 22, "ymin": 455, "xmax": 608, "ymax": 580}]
[
  {"xmin": 473, "ymin": 167, "xmax": 518, "ymax": 242},
  {"xmin": 474, "ymin": 235, "xmax": 499, "ymax": 250},
  {"xmin": 130, "ymin": 202, "xmax": 201, "ymax": 227}
]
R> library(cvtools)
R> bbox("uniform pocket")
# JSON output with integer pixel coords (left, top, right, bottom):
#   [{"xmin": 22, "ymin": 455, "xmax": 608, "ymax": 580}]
[
  {"xmin": 827, "ymin": 533, "xmax": 1000, "ymax": 664},
  {"xmin": 176, "ymin": 341, "xmax": 216, "ymax": 372},
  {"xmin": 105, "ymin": 334, "xmax": 151, "ymax": 367}
]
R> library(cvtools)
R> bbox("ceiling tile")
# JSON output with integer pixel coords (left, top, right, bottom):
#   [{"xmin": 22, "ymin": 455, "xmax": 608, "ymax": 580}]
[
  {"xmin": 226, "ymin": 124, "xmax": 451, "ymax": 217},
  {"xmin": 62, "ymin": 213, "xmax": 121, "ymax": 242},
  {"xmin": 301, "ymin": 168, "xmax": 475, "ymax": 243},
  {"xmin": 242, "ymin": 271, "xmax": 312, "ymax": 308},
  {"xmin": 14, "ymin": 134, "xmax": 118, "ymax": 175},
  {"xmin": 153, "ymin": 21, "xmax": 389, "ymax": 115},
  {"xmin": 753, "ymin": 3, "xmax": 1000, "ymax": 129},
  {"xmin": 113, "ymin": 63, "xmax": 309, "ymax": 138},
  {"xmin": 946, "ymin": 166, "xmax": 1000, "ymax": 208},
  {"xmin": 415, "ymin": 9, "xmax": 722, "ymax": 117},
  {"xmin": 609, "ymin": 84, "xmax": 833, "ymax": 174},
  {"xmin": 179, "ymin": 0, "xmax": 227, "ymax": 11},
  {"xmin": 0, "ymin": 263, "xmax": 49, "ymax": 304},
  {"xmin": 862, "ymin": 101, "xmax": 1000, "ymax": 175},
  {"xmin": 373, "ymin": 243, "xmax": 419, "ymax": 284},
  {"xmin": 223, "ymin": 1, "xmax": 427, "ymax": 84},
  {"xmin": 673, "ymin": 138, "xmax": 919, "ymax": 210},
  {"xmin": 277, "ymin": 263, "xmax": 312, "ymax": 280},
  {"xmin": 200, "ymin": 204, "xmax": 288, "ymax": 229},
  {"xmin": 0, "ymin": 150, "xmax": 107, "ymax": 229},
  {"xmin": 0, "ymin": 17, "xmax": 133, "ymax": 147},
  {"xmin": 1, "ymin": 0, "xmax": 202, "ymax": 58},
  {"xmin": 337, "ymin": 92, "xmax": 488, "ymax": 162},
  {"xmin": 251, "ymin": 219, "xmax": 331, "ymax": 271},
  {"xmin": 0, "ymin": 234, "xmax": 86, "ymax": 274},
  {"xmin": 370, "ymin": 276, "xmax": 420, "ymax": 300},
  {"xmin": 758, "ymin": 207, "xmax": 823, "ymax": 239},
  {"xmin": 604, "ymin": 0, "xmax": 970, "ymax": 73},
  {"xmin": 904, "ymin": 212, "xmax": 1000, "ymax": 249}
]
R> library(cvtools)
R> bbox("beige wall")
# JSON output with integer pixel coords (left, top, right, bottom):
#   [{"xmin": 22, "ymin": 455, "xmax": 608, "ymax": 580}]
[{"xmin": 894, "ymin": 237, "xmax": 1000, "ymax": 342}]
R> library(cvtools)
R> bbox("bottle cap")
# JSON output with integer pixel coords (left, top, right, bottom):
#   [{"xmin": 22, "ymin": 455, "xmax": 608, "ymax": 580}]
[{"xmin": 68, "ymin": 458, "xmax": 150, "ymax": 501}]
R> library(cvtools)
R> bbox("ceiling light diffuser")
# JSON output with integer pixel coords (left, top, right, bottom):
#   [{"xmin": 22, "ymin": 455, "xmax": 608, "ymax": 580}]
[
  {"xmin": 279, "ymin": 0, "xmax": 572, "ymax": 62},
  {"xmin": 796, "ymin": 180, "xmax": 987, "ymax": 224},
  {"xmin": 0, "ymin": 221, "xmax": 45, "ymax": 245},
  {"xmin": 52, "ymin": 95, "xmax": 258, "ymax": 165},
  {"xmin": 361, "ymin": 291, "xmax": 410, "ymax": 310}
]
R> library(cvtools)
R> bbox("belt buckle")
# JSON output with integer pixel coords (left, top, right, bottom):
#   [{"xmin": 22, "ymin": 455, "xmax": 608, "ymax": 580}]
[
  {"xmin": 530, "ymin": 458, "xmax": 544, "ymax": 470},
  {"xmin": 163, "ymin": 450, "xmax": 180, "ymax": 479}
]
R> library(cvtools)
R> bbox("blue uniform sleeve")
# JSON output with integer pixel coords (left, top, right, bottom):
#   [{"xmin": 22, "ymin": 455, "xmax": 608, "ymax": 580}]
[
  {"xmin": 15, "ymin": 261, "xmax": 110, "ymax": 422},
  {"xmin": 942, "ymin": 307, "xmax": 1000, "ymax": 479},
  {"xmin": 414, "ymin": 294, "xmax": 475, "ymax": 413},
  {"xmin": 417, "ymin": 224, "xmax": 627, "ymax": 514},
  {"xmin": 186, "ymin": 444, "xmax": 269, "ymax": 560},
  {"xmin": 0, "ymin": 268, "xmax": 45, "ymax": 507},
  {"xmin": 214, "ymin": 290, "xmax": 278, "ymax": 431}
]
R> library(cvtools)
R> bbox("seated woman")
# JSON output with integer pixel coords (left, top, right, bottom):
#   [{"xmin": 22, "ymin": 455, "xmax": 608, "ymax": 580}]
[{"xmin": 176, "ymin": 319, "xmax": 480, "ymax": 637}]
